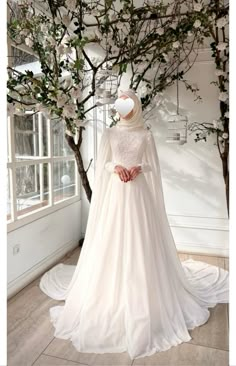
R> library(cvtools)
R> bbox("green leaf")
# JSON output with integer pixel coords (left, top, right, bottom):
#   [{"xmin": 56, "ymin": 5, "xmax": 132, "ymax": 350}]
[{"xmin": 74, "ymin": 59, "xmax": 85, "ymax": 70}]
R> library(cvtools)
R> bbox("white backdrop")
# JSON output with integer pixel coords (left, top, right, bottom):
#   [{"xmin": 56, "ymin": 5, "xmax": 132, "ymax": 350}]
[{"xmin": 82, "ymin": 48, "xmax": 229, "ymax": 257}]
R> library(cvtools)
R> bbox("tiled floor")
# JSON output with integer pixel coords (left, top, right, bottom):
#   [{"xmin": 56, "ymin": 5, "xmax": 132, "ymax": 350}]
[{"xmin": 7, "ymin": 248, "xmax": 229, "ymax": 366}]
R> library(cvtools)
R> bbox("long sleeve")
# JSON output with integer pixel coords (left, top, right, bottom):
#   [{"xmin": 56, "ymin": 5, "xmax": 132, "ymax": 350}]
[
  {"xmin": 137, "ymin": 131, "xmax": 153, "ymax": 173},
  {"xmin": 137, "ymin": 162, "xmax": 152, "ymax": 173},
  {"xmin": 105, "ymin": 161, "xmax": 118, "ymax": 173}
]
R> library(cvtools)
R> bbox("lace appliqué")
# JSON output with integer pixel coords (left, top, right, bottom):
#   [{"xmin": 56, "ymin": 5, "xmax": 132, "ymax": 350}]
[{"xmin": 104, "ymin": 127, "xmax": 152, "ymax": 173}]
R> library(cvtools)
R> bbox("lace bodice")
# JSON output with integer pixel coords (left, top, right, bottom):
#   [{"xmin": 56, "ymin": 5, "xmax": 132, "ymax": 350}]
[{"xmin": 105, "ymin": 126, "xmax": 152, "ymax": 173}]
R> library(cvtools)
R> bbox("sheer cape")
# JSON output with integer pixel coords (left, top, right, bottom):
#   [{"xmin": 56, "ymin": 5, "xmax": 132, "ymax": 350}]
[{"xmin": 40, "ymin": 126, "xmax": 228, "ymax": 306}]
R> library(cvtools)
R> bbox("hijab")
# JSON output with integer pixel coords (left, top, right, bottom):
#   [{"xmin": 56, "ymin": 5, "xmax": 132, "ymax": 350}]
[{"xmin": 116, "ymin": 89, "xmax": 145, "ymax": 130}]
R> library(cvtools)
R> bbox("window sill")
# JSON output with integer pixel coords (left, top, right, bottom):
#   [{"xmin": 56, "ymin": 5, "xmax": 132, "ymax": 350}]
[{"xmin": 7, "ymin": 195, "xmax": 81, "ymax": 233}]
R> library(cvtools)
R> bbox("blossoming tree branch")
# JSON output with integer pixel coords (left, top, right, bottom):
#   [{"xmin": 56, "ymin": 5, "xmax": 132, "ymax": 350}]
[
  {"xmin": 7, "ymin": 0, "xmax": 227, "ymax": 204},
  {"xmin": 188, "ymin": 0, "xmax": 229, "ymax": 214}
]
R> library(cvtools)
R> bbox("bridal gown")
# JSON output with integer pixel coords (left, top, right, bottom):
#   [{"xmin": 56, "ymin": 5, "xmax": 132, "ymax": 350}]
[{"xmin": 39, "ymin": 125, "xmax": 229, "ymax": 360}]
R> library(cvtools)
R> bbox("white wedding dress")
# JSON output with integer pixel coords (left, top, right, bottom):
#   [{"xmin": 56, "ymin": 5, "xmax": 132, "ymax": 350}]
[{"xmin": 39, "ymin": 125, "xmax": 229, "ymax": 360}]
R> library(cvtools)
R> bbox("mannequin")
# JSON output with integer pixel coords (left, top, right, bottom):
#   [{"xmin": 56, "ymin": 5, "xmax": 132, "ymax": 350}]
[{"xmin": 39, "ymin": 89, "xmax": 229, "ymax": 360}]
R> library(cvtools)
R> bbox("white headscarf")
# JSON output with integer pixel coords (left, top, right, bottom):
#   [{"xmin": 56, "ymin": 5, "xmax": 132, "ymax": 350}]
[{"xmin": 116, "ymin": 89, "xmax": 145, "ymax": 130}]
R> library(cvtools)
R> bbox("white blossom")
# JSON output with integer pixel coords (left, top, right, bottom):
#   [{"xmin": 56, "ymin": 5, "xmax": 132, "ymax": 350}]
[
  {"xmin": 25, "ymin": 37, "xmax": 33, "ymax": 48},
  {"xmin": 170, "ymin": 22, "xmax": 177, "ymax": 30},
  {"xmin": 166, "ymin": 77, "xmax": 172, "ymax": 83},
  {"xmin": 63, "ymin": 104, "xmax": 77, "ymax": 118},
  {"xmin": 187, "ymin": 31, "xmax": 193, "ymax": 37},
  {"xmin": 218, "ymin": 92, "xmax": 228, "ymax": 102},
  {"xmin": 62, "ymin": 14, "xmax": 71, "ymax": 27},
  {"xmin": 122, "ymin": 14, "xmax": 129, "ymax": 20},
  {"xmin": 65, "ymin": 46, "xmax": 73, "ymax": 55},
  {"xmin": 173, "ymin": 41, "xmax": 180, "ymax": 48},
  {"xmin": 54, "ymin": 17, "xmax": 61, "ymax": 25},
  {"xmin": 57, "ymin": 44, "xmax": 65, "ymax": 55},
  {"xmin": 70, "ymin": 87, "xmax": 81, "ymax": 99},
  {"xmin": 193, "ymin": 3, "xmax": 202, "ymax": 12},
  {"xmin": 63, "ymin": 77, "xmax": 73, "ymax": 89},
  {"xmin": 116, "ymin": 21, "xmax": 123, "ymax": 30},
  {"xmin": 65, "ymin": 0, "xmax": 77, "ymax": 11},
  {"xmin": 216, "ymin": 42, "xmax": 228, "ymax": 51},
  {"xmin": 110, "ymin": 14, "xmax": 117, "ymax": 21},
  {"xmin": 224, "ymin": 111, "xmax": 229, "ymax": 118},
  {"xmin": 40, "ymin": 24, "xmax": 48, "ymax": 33},
  {"xmin": 212, "ymin": 119, "xmax": 218, "ymax": 129},
  {"xmin": 208, "ymin": 13, "xmax": 216, "ymax": 22},
  {"xmin": 215, "ymin": 69, "xmax": 226, "ymax": 77},
  {"xmin": 193, "ymin": 19, "xmax": 201, "ymax": 28},
  {"xmin": 216, "ymin": 17, "xmax": 228, "ymax": 28},
  {"xmin": 20, "ymin": 29, "xmax": 29, "ymax": 37},
  {"xmin": 75, "ymin": 119, "xmax": 85, "ymax": 127},
  {"xmin": 162, "ymin": 53, "xmax": 169, "ymax": 62},
  {"xmin": 47, "ymin": 36, "xmax": 57, "ymax": 47},
  {"xmin": 212, "ymin": 119, "xmax": 223, "ymax": 130},
  {"xmin": 222, "ymin": 132, "xmax": 228, "ymax": 139},
  {"xmin": 157, "ymin": 27, "xmax": 164, "ymax": 35},
  {"xmin": 57, "ymin": 94, "xmax": 68, "ymax": 108}
]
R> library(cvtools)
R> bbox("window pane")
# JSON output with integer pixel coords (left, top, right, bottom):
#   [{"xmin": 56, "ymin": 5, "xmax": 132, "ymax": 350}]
[
  {"xmin": 16, "ymin": 163, "xmax": 49, "ymax": 217},
  {"xmin": 52, "ymin": 120, "xmax": 73, "ymax": 157},
  {"xmin": 53, "ymin": 161, "xmax": 76, "ymax": 203},
  {"xmin": 7, "ymin": 170, "xmax": 11, "ymax": 221},
  {"xmin": 11, "ymin": 46, "xmax": 38, "ymax": 68},
  {"xmin": 14, "ymin": 113, "xmax": 48, "ymax": 160}
]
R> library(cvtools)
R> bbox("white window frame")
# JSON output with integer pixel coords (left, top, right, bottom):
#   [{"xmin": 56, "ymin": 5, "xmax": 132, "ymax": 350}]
[
  {"xmin": 7, "ymin": 110, "xmax": 81, "ymax": 233},
  {"xmin": 7, "ymin": 39, "xmax": 81, "ymax": 233}
]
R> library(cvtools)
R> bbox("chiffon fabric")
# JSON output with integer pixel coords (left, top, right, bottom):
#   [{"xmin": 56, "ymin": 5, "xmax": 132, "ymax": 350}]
[{"xmin": 39, "ymin": 123, "xmax": 229, "ymax": 360}]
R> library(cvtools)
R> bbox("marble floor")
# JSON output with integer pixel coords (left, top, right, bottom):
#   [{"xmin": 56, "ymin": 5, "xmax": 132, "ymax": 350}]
[{"xmin": 7, "ymin": 247, "xmax": 229, "ymax": 366}]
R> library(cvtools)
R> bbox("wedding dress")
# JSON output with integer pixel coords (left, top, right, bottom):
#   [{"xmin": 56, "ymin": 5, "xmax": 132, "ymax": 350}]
[{"xmin": 39, "ymin": 91, "xmax": 229, "ymax": 360}]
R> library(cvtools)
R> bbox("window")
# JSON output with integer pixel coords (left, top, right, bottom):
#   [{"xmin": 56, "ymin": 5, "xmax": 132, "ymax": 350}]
[
  {"xmin": 7, "ymin": 2, "xmax": 80, "ymax": 231},
  {"xmin": 7, "ymin": 112, "xmax": 80, "ymax": 230}
]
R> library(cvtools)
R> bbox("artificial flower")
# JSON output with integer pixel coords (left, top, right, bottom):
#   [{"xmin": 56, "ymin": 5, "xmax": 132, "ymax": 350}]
[
  {"xmin": 216, "ymin": 17, "xmax": 228, "ymax": 28},
  {"xmin": 157, "ymin": 27, "xmax": 164, "ymax": 35},
  {"xmin": 193, "ymin": 3, "xmax": 202, "ymax": 12},
  {"xmin": 193, "ymin": 19, "xmax": 201, "ymax": 28},
  {"xmin": 218, "ymin": 92, "xmax": 228, "ymax": 102},
  {"xmin": 173, "ymin": 41, "xmax": 180, "ymax": 48},
  {"xmin": 216, "ymin": 42, "xmax": 228, "ymax": 51}
]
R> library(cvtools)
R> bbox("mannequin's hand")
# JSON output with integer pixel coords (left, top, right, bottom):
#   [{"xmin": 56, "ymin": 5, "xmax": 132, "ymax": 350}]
[
  {"xmin": 129, "ymin": 166, "xmax": 142, "ymax": 180},
  {"xmin": 114, "ymin": 165, "xmax": 131, "ymax": 182}
]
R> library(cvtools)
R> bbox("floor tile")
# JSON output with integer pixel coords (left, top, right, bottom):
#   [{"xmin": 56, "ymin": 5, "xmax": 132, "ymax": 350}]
[
  {"xmin": 185, "ymin": 254, "xmax": 225, "ymax": 269},
  {"xmin": 133, "ymin": 342, "xmax": 229, "ymax": 366},
  {"xmin": 33, "ymin": 354, "xmax": 84, "ymax": 365},
  {"xmin": 189, "ymin": 303, "xmax": 228, "ymax": 351},
  {"xmin": 44, "ymin": 338, "xmax": 132, "ymax": 365}
]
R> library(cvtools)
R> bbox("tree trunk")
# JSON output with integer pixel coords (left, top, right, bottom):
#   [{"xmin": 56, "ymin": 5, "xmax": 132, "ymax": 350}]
[
  {"xmin": 65, "ymin": 132, "xmax": 92, "ymax": 203},
  {"xmin": 221, "ymin": 154, "xmax": 229, "ymax": 217}
]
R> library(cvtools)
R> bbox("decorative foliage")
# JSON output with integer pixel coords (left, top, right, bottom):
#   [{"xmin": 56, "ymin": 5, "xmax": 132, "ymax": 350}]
[
  {"xmin": 188, "ymin": 0, "xmax": 229, "ymax": 214},
  {"xmin": 7, "ymin": 0, "xmax": 228, "ymax": 204}
]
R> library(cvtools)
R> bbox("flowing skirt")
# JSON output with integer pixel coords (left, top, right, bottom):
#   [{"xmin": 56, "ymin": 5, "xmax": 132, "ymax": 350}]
[{"xmin": 39, "ymin": 172, "xmax": 229, "ymax": 360}]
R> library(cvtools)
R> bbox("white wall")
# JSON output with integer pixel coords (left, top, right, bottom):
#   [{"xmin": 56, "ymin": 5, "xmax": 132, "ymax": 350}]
[
  {"xmin": 82, "ymin": 48, "xmax": 228, "ymax": 257},
  {"xmin": 151, "ymin": 51, "xmax": 228, "ymax": 256},
  {"xmin": 7, "ymin": 200, "xmax": 82, "ymax": 298}
]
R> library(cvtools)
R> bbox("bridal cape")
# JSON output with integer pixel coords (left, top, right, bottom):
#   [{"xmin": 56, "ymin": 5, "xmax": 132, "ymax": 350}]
[{"xmin": 39, "ymin": 125, "xmax": 229, "ymax": 360}]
